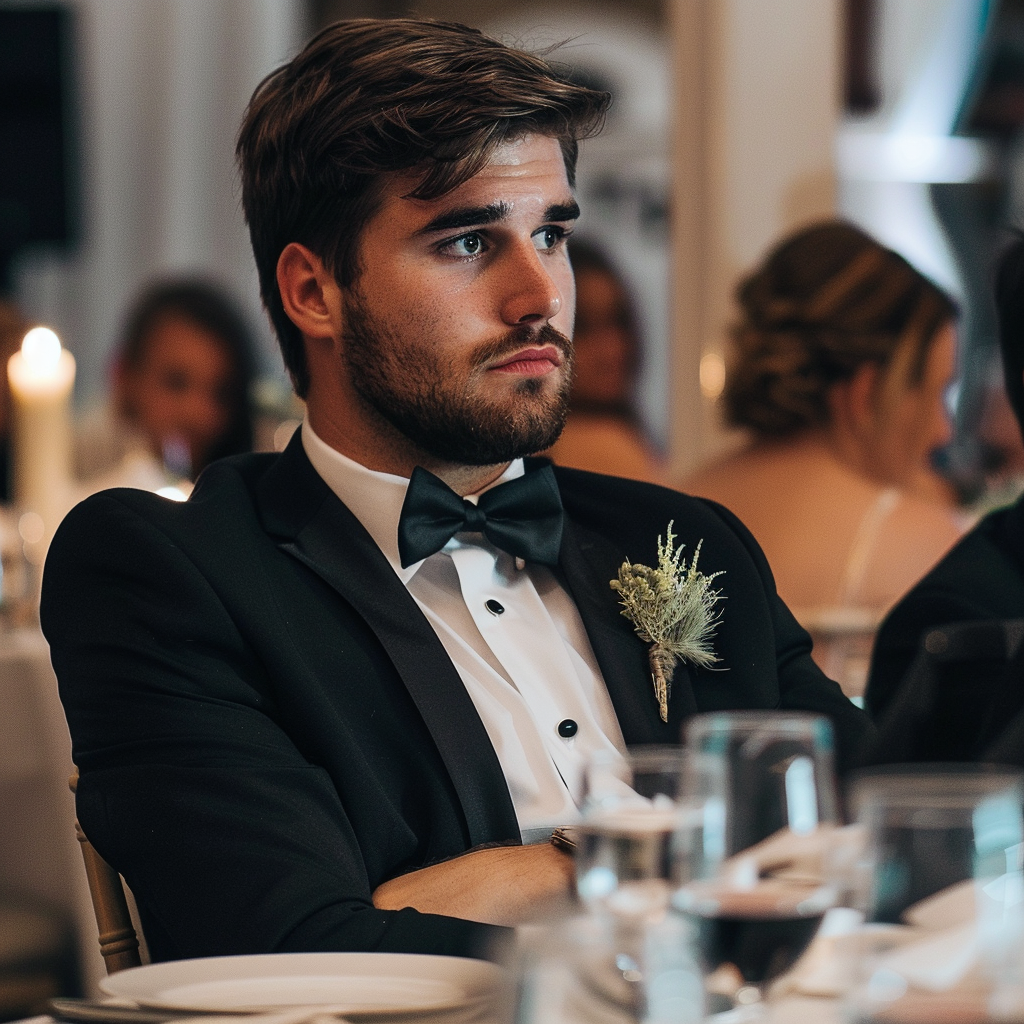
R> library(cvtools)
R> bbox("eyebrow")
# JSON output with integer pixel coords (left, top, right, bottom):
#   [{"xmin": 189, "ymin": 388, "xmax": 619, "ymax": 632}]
[{"xmin": 417, "ymin": 199, "xmax": 581, "ymax": 235}]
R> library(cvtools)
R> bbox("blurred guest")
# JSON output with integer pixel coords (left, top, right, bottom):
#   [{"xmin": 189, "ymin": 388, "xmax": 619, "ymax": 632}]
[
  {"xmin": 76, "ymin": 279, "xmax": 256, "ymax": 486},
  {"xmin": 867, "ymin": 233, "xmax": 1024, "ymax": 721},
  {"xmin": 684, "ymin": 222, "xmax": 962, "ymax": 683},
  {"xmin": 544, "ymin": 240, "xmax": 666, "ymax": 483}
]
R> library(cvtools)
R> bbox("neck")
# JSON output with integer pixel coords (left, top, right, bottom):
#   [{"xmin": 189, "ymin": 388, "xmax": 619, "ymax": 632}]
[
  {"xmin": 766, "ymin": 427, "xmax": 890, "ymax": 486},
  {"xmin": 306, "ymin": 403, "xmax": 510, "ymax": 496}
]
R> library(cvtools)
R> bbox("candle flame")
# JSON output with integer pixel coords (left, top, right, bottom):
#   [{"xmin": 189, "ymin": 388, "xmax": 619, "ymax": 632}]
[{"xmin": 21, "ymin": 327, "xmax": 63, "ymax": 375}]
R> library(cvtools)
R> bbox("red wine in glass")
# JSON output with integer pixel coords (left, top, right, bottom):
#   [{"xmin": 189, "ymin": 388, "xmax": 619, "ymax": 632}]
[{"xmin": 678, "ymin": 880, "xmax": 834, "ymax": 990}]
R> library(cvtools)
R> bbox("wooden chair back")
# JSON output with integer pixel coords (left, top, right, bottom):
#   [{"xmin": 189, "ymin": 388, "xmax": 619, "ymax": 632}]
[{"xmin": 68, "ymin": 772, "xmax": 142, "ymax": 974}]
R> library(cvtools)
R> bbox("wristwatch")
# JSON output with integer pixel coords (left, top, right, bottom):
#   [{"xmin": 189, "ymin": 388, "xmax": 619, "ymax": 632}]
[{"xmin": 549, "ymin": 826, "xmax": 577, "ymax": 854}]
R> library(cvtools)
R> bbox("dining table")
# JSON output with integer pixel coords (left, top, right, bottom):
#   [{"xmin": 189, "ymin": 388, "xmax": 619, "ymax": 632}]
[{"xmin": 0, "ymin": 622, "xmax": 107, "ymax": 992}]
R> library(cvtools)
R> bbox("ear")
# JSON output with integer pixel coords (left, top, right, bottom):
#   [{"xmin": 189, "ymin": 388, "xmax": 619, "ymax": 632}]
[{"xmin": 276, "ymin": 243, "xmax": 342, "ymax": 342}]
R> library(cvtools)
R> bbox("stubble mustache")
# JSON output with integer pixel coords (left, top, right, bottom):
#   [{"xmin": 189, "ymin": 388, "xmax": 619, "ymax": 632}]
[{"xmin": 469, "ymin": 323, "xmax": 573, "ymax": 373}]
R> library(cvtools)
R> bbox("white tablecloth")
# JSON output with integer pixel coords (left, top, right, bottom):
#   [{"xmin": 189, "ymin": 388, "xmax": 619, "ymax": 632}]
[{"xmin": 0, "ymin": 627, "xmax": 104, "ymax": 992}]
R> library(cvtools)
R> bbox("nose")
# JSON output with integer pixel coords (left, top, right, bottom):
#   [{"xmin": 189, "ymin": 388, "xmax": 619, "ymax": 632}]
[{"xmin": 499, "ymin": 243, "xmax": 564, "ymax": 326}]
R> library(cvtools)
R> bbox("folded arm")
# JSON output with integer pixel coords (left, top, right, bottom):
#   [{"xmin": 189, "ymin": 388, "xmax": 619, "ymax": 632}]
[{"xmin": 372, "ymin": 842, "xmax": 575, "ymax": 925}]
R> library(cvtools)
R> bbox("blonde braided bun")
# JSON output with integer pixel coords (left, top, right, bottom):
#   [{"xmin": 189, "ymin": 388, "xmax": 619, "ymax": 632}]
[{"xmin": 724, "ymin": 221, "xmax": 956, "ymax": 438}]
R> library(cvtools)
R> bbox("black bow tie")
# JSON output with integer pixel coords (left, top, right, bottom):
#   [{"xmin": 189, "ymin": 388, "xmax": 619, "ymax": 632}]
[{"xmin": 397, "ymin": 464, "xmax": 564, "ymax": 568}]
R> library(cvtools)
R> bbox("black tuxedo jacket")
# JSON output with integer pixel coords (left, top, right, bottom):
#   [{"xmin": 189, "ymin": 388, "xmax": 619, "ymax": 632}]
[
  {"xmin": 866, "ymin": 493, "xmax": 1024, "ymax": 721},
  {"xmin": 41, "ymin": 435, "xmax": 870, "ymax": 962}
]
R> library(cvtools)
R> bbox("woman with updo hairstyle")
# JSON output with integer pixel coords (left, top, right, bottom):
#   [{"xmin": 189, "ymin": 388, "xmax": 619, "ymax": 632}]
[{"xmin": 684, "ymin": 221, "xmax": 963, "ymax": 692}]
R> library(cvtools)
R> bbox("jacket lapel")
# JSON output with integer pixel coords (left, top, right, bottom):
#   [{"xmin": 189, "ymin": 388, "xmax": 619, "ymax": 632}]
[
  {"xmin": 256, "ymin": 437, "xmax": 519, "ymax": 846},
  {"xmin": 557, "ymin": 516, "xmax": 698, "ymax": 745}
]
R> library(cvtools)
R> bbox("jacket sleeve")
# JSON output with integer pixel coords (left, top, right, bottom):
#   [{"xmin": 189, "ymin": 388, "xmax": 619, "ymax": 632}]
[
  {"xmin": 702, "ymin": 499, "xmax": 876, "ymax": 775},
  {"xmin": 865, "ymin": 586, "xmax": 996, "ymax": 722},
  {"xmin": 41, "ymin": 492, "xmax": 502, "ymax": 962}
]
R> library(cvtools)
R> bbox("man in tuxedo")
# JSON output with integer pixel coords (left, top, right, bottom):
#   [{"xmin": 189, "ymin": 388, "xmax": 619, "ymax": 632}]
[
  {"xmin": 42, "ymin": 19, "xmax": 870, "ymax": 963},
  {"xmin": 867, "ymin": 235, "xmax": 1024, "ymax": 721}
]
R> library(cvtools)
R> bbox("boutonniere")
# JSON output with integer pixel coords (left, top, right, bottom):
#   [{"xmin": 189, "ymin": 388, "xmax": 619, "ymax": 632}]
[{"xmin": 610, "ymin": 521, "xmax": 725, "ymax": 722}]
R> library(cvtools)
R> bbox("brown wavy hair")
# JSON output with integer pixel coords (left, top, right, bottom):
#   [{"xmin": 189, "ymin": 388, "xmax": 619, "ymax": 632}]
[
  {"xmin": 723, "ymin": 221, "xmax": 956, "ymax": 438},
  {"xmin": 236, "ymin": 18, "xmax": 609, "ymax": 398}
]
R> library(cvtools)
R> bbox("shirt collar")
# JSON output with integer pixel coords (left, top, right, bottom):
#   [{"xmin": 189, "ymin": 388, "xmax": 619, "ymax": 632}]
[{"xmin": 300, "ymin": 414, "xmax": 525, "ymax": 584}]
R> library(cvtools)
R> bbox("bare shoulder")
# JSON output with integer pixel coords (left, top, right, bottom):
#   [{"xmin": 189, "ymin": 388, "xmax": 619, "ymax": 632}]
[
  {"xmin": 856, "ymin": 493, "xmax": 964, "ymax": 610},
  {"xmin": 682, "ymin": 446, "xmax": 783, "ymax": 504},
  {"xmin": 883, "ymin": 492, "xmax": 964, "ymax": 549}
]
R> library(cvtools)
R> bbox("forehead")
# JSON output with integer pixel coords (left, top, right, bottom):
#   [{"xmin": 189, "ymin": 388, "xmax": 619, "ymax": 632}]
[
  {"xmin": 140, "ymin": 314, "xmax": 229, "ymax": 363},
  {"xmin": 379, "ymin": 134, "xmax": 574, "ymax": 226}
]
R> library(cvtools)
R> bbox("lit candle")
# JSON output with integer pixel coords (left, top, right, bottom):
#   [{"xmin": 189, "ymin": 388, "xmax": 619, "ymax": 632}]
[{"xmin": 7, "ymin": 327, "xmax": 76, "ymax": 551}]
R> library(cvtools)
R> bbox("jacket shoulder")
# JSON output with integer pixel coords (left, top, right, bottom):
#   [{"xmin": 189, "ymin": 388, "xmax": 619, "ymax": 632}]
[
  {"xmin": 552, "ymin": 464, "xmax": 762, "ymax": 559},
  {"xmin": 50, "ymin": 452, "xmax": 280, "ymax": 557},
  {"xmin": 554, "ymin": 465, "xmax": 727, "ymax": 525}
]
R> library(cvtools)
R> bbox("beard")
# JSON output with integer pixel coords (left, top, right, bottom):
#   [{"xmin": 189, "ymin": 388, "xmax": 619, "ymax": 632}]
[{"xmin": 340, "ymin": 290, "xmax": 573, "ymax": 466}]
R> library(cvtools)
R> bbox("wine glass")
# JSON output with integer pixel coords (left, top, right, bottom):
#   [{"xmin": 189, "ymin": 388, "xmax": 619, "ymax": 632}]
[
  {"xmin": 845, "ymin": 766, "xmax": 1024, "ymax": 1024},
  {"xmin": 674, "ymin": 711, "xmax": 841, "ymax": 1016}
]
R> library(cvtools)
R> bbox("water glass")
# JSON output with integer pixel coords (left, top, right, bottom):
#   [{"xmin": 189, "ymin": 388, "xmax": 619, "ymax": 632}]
[
  {"xmin": 576, "ymin": 746, "xmax": 689, "ymax": 922},
  {"xmin": 513, "ymin": 914, "xmax": 705, "ymax": 1024},
  {"xmin": 845, "ymin": 766, "xmax": 1024, "ymax": 1024}
]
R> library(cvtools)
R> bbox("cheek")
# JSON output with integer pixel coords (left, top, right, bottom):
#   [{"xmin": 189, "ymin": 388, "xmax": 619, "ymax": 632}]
[
  {"xmin": 132, "ymin": 377, "xmax": 177, "ymax": 423},
  {"xmin": 557, "ymin": 269, "xmax": 576, "ymax": 334}
]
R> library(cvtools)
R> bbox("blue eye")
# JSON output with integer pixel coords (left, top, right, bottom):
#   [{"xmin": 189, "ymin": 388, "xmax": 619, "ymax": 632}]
[
  {"xmin": 448, "ymin": 233, "xmax": 485, "ymax": 257},
  {"xmin": 533, "ymin": 226, "xmax": 565, "ymax": 251}
]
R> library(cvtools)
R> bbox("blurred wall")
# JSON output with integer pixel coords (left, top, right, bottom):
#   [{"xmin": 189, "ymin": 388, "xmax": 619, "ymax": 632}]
[
  {"xmin": 671, "ymin": 0, "xmax": 842, "ymax": 476},
  {"xmin": 8, "ymin": 0, "xmax": 306, "ymax": 406}
]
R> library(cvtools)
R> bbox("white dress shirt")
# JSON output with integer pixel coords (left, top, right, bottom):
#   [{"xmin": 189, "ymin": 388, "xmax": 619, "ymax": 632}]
[{"xmin": 301, "ymin": 419, "xmax": 627, "ymax": 840}]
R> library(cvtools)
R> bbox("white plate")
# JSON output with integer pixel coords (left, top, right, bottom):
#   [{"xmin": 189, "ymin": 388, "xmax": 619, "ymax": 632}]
[{"xmin": 99, "ymin": 952, "xmax": 505, "ymax": 1016}]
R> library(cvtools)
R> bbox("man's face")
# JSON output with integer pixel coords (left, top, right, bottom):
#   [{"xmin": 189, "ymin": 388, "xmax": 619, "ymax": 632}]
[{"xmin": 335, "ymin": 134, "xmax": 578, "ymax": 466}]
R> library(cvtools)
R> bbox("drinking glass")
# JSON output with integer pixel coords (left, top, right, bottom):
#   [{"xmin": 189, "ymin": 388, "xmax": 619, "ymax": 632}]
[
  {"xmin": 576, "ymin": 746, "xmax": 690, "ymax": 924},
  {"xmin": 513, "ymin": 914, "xmax": 706, "ymax": 1024},
  {"xmin": 573, "ymin": 746, "xmax": 705, "ymax": 1010},
  {"xmin": 675, "ymin": 712, "xmax": 841, "ymax": 1014},
  {"xmin": 845, "ymin": 766, "xmax": 1024, "ymax": 1024}
]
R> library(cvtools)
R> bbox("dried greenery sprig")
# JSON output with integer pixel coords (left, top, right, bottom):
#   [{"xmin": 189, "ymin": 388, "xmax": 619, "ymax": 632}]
[{"xmin": 610, "ymin": 521, "xmax": 726, "ymax": 722}]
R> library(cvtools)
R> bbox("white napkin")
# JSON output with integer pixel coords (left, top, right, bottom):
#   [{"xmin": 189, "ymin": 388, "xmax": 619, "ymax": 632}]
[
  {"xmin": 784, "ymin": 877, "xmax": 1012, "ymax": 999},
  {"xmin": 878, "ymin": 922, "xmax": 986, "ymax": 993}
]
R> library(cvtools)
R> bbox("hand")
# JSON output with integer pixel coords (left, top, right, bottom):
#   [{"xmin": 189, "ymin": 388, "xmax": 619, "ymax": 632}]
[{"xmin": 371, "ymin": 841, "xmax": 575, "ymax": 926}]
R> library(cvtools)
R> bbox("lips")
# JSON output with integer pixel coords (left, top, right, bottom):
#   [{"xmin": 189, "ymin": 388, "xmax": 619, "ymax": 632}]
[{"xmin": 489, "ymin": 345, "xmax": 563, "ymax": 376}]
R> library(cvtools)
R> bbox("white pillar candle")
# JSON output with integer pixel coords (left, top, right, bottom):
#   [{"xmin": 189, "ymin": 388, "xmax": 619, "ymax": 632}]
[{"xmin": 7, "ymin": 327, "xmax": 76, "ymax": 551}]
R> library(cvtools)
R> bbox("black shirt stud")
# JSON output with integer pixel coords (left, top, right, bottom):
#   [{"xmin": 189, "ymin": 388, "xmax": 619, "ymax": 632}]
[
  {"xmin": 485, "ymin": 599, "xmax": 505, "ymax": 616},
  {"xmin": 557, "ymin": 719, "xmax": 578, "ymax": 738}
]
